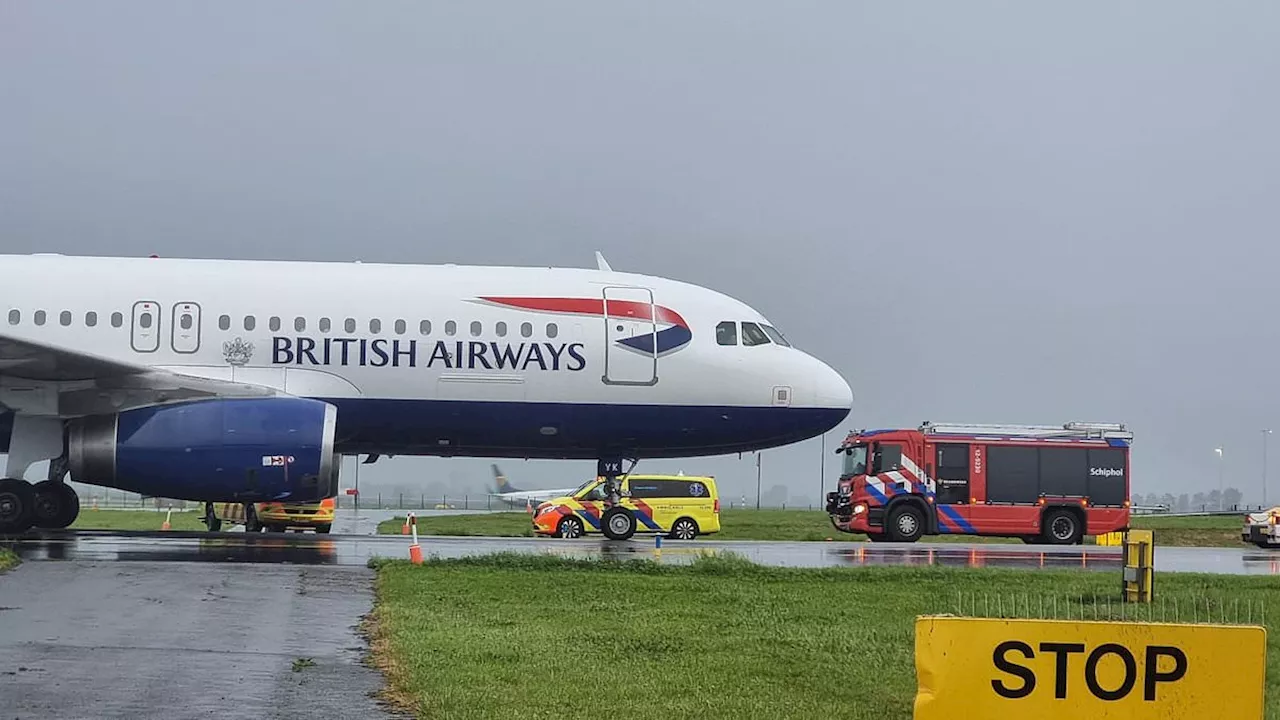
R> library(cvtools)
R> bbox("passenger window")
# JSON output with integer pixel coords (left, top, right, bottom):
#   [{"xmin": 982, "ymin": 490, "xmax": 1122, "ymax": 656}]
[
  {"xmin": 86, "ymin": 311, "xmax": 98, "ymax": 327},
  {"xmin": 34, "ymin": 310, "xmax": 46, "ymax": 326},
  {"xmin": 445, "ymin": 320, "xmax": 457, "ymax": 336},
  {"xmin": 741, "ymin": 321, "xmax": 770, "ymax": 346},
  {"xmin": 344, "ymin": 318, "xmax": 356, "ymax": 333},
  {"xmin": 111, "ymin": 312, "xmax": 124, "ymax": 328},
  {"xmin": 419, "ymin": 320, "xmax": 431, "ymax": 335},
  {"xmin": 370, "ymin": 318, "xmax": 381, "ymax": 334},
  {"xmin": 495, "ymin": 321, "xmax": 507, "ymax": 337},
  {"xmin": 546, "ymin": 323, "xmax": 558, "ymax": 339},
  {"xmin": 470, "ymin": 321, "xmax": 482, "ymax": 337},
  {"xmin": 872, "ymin": 444, "xmax": 903, "ymax": 474},
  {"xmin": 269, "ymin": 316, "xmax": 281, "ymax": 332},
  {"xmin": 180, "ymin": 313, "xmax": 193, "ymax": 330},
  {"xmin": 295, "ymin": 317, "xmax": 306, "ymax": 332},
  {"xmin": 218, "ymin": 315, "xmax": 230, "ymax": 331},
  {"xmin": 7, "ymin": 309, "xmax": 18, "ymax": 325},
  {"xmin": 319, "ymin": 317, "xmax": 331, "ymax": 333},
  {"xmin": 138, "ymin": 312, "xmax": 152, "ymax": 329},
  {"xmin": 244, "ymin": 315, "xmax": 256, "ymax": 331},
  {"xmin": 761, "ymin": 324, "xmax": 790, "ymax": 347},
  {"xmin": 581, "ymin": 485, "xmax": 607, "ymax": 501},
  {"xmin": 60, "ymin": 310, "xmax": 72, "ymax": 326},
  {"xmin": 716, "ymin": 321, "xmax": 738, "ymax": 346},
  {"xmin": 520, "ymin": 322, "xmax": 532, "ymax": 338},
  {"xmin": 394, "ymin": 319, "xmax": 406, "ymax": 335}
]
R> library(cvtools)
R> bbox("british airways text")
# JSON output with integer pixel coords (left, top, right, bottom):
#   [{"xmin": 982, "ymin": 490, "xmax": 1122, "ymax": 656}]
[{"xmin": 271, "ymin": 337, "xmax": 588, "ymax": 371}]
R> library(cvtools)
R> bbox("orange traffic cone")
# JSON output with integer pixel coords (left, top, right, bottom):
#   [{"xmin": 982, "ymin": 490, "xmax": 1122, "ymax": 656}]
[
  {"xmin": 406, "ymin": 512, "xmax": 423, "ymax": 565},
  {"xmin": 401, "ymin": 518, "xmax": 410, "ymax": 534},
  {"xmin": 161, "ymin": 508, "xmax": 172, "ymax": 531}
]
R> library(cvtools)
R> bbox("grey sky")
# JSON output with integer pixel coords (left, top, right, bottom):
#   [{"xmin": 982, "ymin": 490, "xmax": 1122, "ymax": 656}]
[{"xmin": 3, "ymin": 1, "xmax": 1279, "ymax": 505}]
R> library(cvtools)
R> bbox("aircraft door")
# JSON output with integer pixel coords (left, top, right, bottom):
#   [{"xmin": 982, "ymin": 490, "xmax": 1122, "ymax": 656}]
[
  {"xmin": 130, "ymin": 301, "xmax": 161, "ymax": 353},
  {"xmin": 602, "ymin": 286, "xmax": 658, "ymax": 385},
  {"xmin": 170, "ymin": 302, "xmax": 202, "ymax": 354}
]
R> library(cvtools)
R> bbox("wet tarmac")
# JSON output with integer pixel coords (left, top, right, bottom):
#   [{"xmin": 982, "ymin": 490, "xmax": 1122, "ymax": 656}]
[
  {"xmin": 6, "ymin": 529, "xmax": 1279, "ymax": 574},
  {"xmin": 0, "ymin": 560, "xmax": 405, "ymax": 720}
]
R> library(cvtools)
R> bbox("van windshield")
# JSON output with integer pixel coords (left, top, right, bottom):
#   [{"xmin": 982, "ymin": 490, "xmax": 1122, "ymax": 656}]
[
  {"xmin": 572, "ymin": 477, "xmax": 602, "ymax": 497},
  {"xmin": 841, "ymin": 445, "xmax": 868, "ymax": 476}
]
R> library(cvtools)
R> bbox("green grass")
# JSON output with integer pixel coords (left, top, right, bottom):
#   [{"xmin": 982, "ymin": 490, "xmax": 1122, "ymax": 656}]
[
  {"xmin": 376, "ymin": 509, "xmax": 1248, "ymax": 547},
  {"xmin": 0, "ymin": 548, "xmax": 18, "ymax": 573},
  {"xmin": 69, "ymin": 508, "xmax": 207, "ymax": 532},
  {"xmin": 369, "ymin": 553, "xmax": 1280, "ymax": 720}
]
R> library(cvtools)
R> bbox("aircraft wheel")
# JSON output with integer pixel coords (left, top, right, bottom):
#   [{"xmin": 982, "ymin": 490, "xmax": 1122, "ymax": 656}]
[
  {"xmin": 203, "ymin": 502, "xmax": 222, "ymax": 532},
  {"xmin": 31, "ymin": 480, "xmax": 79, "ymax": 529},
  {"xmin": 601, "ymin": 507, "xmax": 636, "ymax": 541},
  {"xmin": 0, "ymin": 479, "xmax": 36, "ymax": 534}
]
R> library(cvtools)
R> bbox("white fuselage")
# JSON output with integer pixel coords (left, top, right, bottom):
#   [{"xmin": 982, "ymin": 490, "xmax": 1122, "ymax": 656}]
[{"xmin": 0, "ymin": 254, "xmax": 852, "ymax": 461}]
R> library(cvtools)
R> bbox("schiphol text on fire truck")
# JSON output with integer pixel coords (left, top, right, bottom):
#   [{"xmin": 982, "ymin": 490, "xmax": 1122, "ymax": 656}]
[{"xmin": 824, "ymin": 421, "xmax": 1132, "ymax": 544}]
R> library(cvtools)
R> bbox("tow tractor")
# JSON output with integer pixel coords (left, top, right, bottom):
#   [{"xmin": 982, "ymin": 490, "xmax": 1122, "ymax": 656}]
[{"xmin": 1242, "ymin": 506, "xmax": 1280, "ymax": 548}]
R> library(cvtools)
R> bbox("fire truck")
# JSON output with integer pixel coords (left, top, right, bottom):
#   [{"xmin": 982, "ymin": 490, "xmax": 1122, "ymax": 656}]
[{"xmin": 824, "ymin": 421, "xmax": 1133, "ymax": 544}]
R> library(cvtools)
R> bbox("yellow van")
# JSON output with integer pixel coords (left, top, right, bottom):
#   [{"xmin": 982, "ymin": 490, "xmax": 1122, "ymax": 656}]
[
  {"xmin": 532, "ymin": 474, "xmax": 720, "ymax": 540},
  {"xmin": 202, "ymin": 497, "xmax": 336, "ymax": 534}
]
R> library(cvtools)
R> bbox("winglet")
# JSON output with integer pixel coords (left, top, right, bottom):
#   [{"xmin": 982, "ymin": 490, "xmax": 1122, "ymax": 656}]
[{"xmin": 594, "ymin": 251, "xmax": 613, "ymax": 272}]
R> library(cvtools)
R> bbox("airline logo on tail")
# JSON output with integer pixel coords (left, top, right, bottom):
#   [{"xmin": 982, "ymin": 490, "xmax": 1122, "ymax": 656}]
[{"xmin": 477, "ymin": 297, "xmax": 693, "ymax": 356}]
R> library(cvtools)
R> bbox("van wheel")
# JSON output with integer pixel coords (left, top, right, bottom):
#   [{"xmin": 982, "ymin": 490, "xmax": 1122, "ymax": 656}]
[
  {"xmin": 601, "ymin": 507, "xmax": 636, "ymax": 541},
  {"xmin": 886, "ymin": 505, "xmax": 925, "ymax": 543},
  {"xmin": 1042, "ymin": 509, "xmax": 1082, "ymax": 545},
  {"xmin": 557, "ymin": 516, "xmax": 584, "ymax": 539},
  {"xmin": 315, "ymin": 524, "xmax": 331, "ymax": 534},
  {"xmin": 669, "ymin": 518, "xmax": 698, "ymax": 540}
]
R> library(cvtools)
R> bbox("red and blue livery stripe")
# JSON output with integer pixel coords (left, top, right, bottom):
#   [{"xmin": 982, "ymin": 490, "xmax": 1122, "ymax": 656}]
[{"xmin": 477, "ymin": 296, "xmax": 693, "ymax": 355}]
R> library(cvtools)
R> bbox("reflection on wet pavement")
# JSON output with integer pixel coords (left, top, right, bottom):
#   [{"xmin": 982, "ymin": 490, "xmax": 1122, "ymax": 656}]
[{"xmin": 4, "ymin": 530, "xmax": 1278, "ymax": 575}]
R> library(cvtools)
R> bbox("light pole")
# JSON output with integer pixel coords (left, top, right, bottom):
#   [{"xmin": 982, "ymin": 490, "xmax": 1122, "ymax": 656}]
[
  {"xmin": 1214, "ymin": 447, "xmax": 1223, "ymax": 510},
  {"xmin": 747, "ymin": 450, "xmax": 757, "ymax": 507},
  {"xmin": 1263, "ymin": 429, "xmax": 1272, "ymax": 509},
  {"xmin": 818, "ymin": 432, "xmax": 825, "ymax": 506}
]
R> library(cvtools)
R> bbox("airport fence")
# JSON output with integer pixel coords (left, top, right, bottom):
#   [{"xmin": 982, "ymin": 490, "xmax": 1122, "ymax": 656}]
[
  {"xmin": 940, "ymin": 590, "xmax": 1268, "ymax": 627},
  {"xmin": 71, "ymin": 489, "xmax": 833, "ymax": 512}
]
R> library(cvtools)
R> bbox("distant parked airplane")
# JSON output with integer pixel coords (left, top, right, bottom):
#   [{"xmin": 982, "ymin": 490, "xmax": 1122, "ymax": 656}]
[{"xmin": 486, "ymin": 464, "xmax": 580, "ymax": 508}]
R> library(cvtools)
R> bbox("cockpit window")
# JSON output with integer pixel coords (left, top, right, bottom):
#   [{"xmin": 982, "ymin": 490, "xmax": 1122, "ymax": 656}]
[
  {"xmin": 716, "ymin": 321, "xmax": 738, "ymax": 346},
  {"xmin": 741, "ymin": 322, "xmax": 771, "ymax": 346},
  {"xmin": 761, "ymin": 325, "xmax": 790, "ymax": 347}
]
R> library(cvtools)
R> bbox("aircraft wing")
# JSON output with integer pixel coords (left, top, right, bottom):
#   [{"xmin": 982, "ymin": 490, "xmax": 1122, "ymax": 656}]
[{"xmin": 0, "ymin": 331, "xmax": 281, "ymax": 417}]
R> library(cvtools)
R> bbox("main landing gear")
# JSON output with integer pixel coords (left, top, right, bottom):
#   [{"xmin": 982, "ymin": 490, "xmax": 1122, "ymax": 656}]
[
  {"xmin": 0, "ymin": 457, "xmax": 81, "ymax": 534},
  {"xmin": 598, "ymin": 457, "xmax": 638, "ymax": 541}
]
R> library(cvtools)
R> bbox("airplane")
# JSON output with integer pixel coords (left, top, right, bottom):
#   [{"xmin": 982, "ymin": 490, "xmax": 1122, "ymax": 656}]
[
  {"xmin": 487, "ymin": 463, "xmax": 579, "ymax": 508},
  {"xmin": 0, "ymin": 252, "xmax": 853, "ymax": 539}
]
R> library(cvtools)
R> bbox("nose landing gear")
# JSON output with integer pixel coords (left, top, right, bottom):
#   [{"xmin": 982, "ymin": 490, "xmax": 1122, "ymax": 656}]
[{"xmin": 597, "ymin": 457, "xmax": 638, "ymax": 541}]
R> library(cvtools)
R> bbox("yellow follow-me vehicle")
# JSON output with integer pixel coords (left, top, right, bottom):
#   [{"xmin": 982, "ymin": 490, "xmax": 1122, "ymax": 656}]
[
  {"xmin": 532, "ymin": 474, "xmax": 720, "ymax": 540},
  {"xmin": 202, "ymin": 497, "xmax": 336, "ymax": 533}
]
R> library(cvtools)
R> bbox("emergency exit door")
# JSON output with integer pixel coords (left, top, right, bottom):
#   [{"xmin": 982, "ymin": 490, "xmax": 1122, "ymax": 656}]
[
  {"xmin": 170, "ymin": 302, "xmax": 202, "ymax": 354},
  {"xmin": 602, "ymin": 286, "xmax": 658, "ymax": 385}
]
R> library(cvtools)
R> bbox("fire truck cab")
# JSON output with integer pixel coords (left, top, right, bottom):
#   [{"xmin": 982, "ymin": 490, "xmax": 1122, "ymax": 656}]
[{"xmin": 824, "ymin": 421, "xmax": 1133, "ymax": 544}]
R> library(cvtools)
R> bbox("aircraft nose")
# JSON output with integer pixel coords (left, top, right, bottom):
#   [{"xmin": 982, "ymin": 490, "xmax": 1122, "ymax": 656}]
[{"xmin": 814, "ymin": 357, "xmax": 853, "ymax": 411}]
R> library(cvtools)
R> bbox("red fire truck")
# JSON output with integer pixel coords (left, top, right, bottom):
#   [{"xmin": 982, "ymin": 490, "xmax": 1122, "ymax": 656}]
[{"xmin": 823, "ymin": 421, "xmax": 1133, "ymax": 544}]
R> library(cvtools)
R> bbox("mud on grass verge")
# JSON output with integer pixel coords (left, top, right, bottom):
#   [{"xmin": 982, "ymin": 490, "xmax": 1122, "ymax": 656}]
[{"xmin": 367, "ymin": 552, "xmax": 1280, "ymax": 720}]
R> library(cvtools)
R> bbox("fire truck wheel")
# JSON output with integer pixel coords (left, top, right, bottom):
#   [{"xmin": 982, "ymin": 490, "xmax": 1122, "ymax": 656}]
[
  {"xmin": 1042, "ymin": 508, "xmax": 1082, "ymax": 545},
  {"xmin": 886, "ymin": 505, "xmax": 925, "ymax": 543}
]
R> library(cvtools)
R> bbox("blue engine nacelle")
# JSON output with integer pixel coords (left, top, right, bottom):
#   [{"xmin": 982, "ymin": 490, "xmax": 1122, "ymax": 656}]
[{"xmin": 67, "ymin": 397, "xmax": 339, "ymax": 503}]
